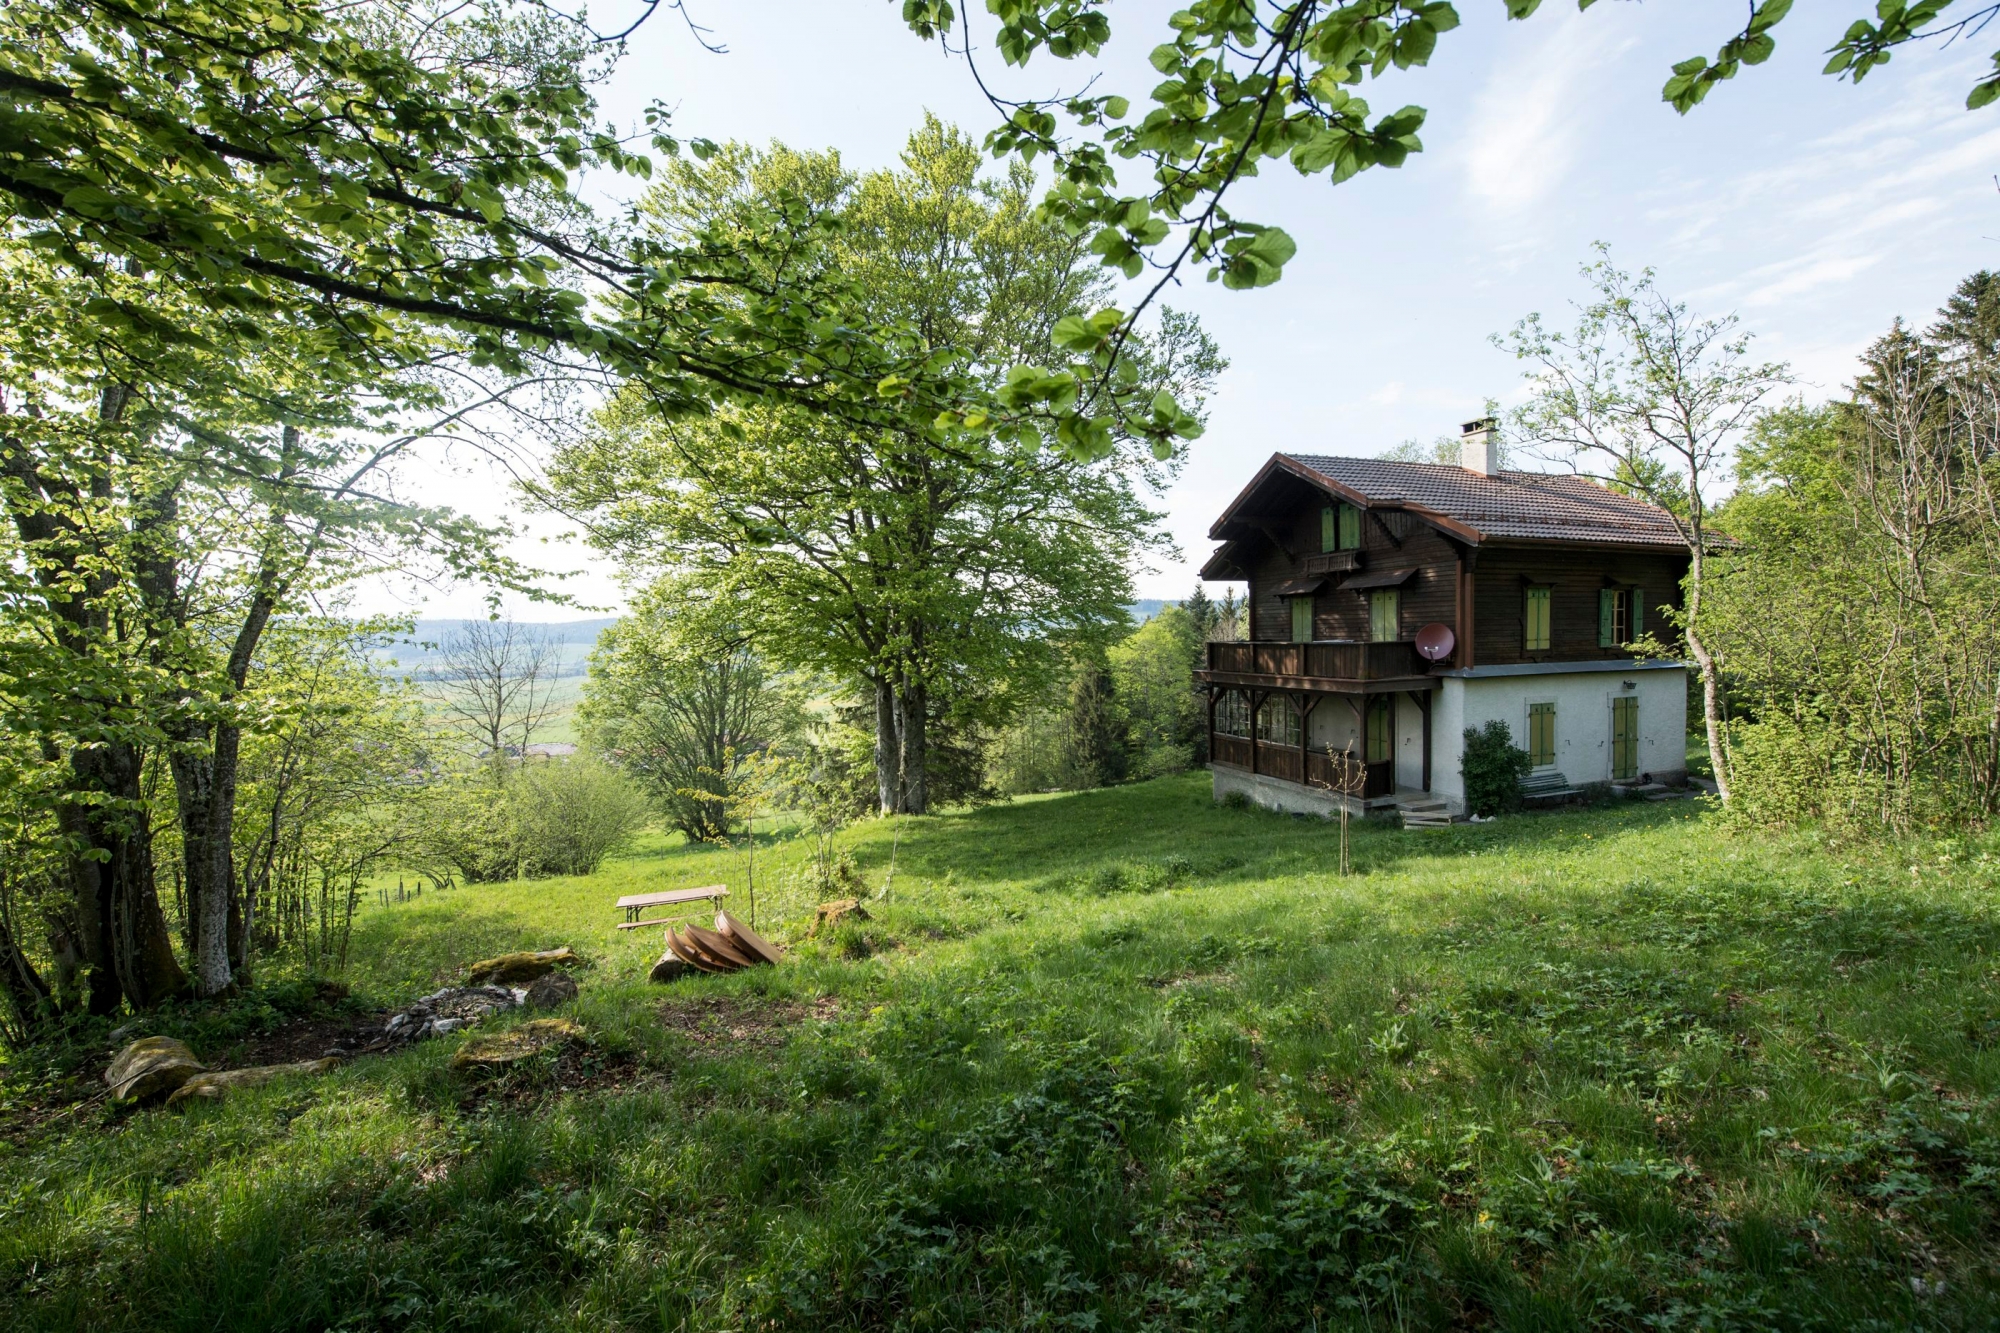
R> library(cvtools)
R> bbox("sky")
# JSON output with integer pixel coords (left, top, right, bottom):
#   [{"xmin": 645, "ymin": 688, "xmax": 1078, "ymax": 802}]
[{"xmin": 367, "ymin": 0, "xmax": 2000, "ymax": 619}]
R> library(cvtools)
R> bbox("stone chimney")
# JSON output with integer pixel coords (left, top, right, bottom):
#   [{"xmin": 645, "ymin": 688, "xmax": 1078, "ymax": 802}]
[{"xmin": 1460, "ymin": 417, "xmax": 1500, "ymax": 477}]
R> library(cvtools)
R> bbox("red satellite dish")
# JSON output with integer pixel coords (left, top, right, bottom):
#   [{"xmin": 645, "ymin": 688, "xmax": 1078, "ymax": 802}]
[{"xmin": 1414, "ymin": 622, "xmax": 1456, "ymax": 662}]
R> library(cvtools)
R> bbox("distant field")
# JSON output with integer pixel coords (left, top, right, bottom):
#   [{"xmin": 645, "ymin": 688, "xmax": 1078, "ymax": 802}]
[{"xmin": 8, "ymin": 774, "xmax": 1995, "ymax": 1329}]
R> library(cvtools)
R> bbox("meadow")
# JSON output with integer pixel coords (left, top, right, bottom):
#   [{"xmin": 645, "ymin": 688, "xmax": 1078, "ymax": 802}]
[{"xmin": 2, "ymin": 772, "xmax": 1997, "ymax": 1331}]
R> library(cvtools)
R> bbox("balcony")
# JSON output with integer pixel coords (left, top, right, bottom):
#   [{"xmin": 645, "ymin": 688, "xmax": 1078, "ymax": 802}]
[
  {"xmin": 1199, "ymin": 639, "xmax": 1430, "ymax": 688},
  {"xmin": 1301, "ymin": 549, "xmax": 1363, "ymax": 576}
]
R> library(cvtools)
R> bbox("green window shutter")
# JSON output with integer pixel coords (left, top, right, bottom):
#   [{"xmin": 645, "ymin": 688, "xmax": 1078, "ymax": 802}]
[
  {"xmin": 1598, "ymin": 589, "xmax": 1615, "ymax": 648},
  {"xmin": 1320, "ymin": 506, "xmax": 1336, "ymax": 552},
  {"xmin": 1524, "ymin": 586, "xmax": 1551, "ymax": 652},
  {"xmin": 1630, "ymin": 587, "xmax": 1645, "ymax": 642},
  {"xmin": 1370, "ymin": 589, "xmax": 1400, "ymax": 642},
  {"xmin": 1290, "ymin": 596, "xmax": 1312, "ymax": 642},
  {"xmin": 1528, "ymin": 702, "xmax": 1556, "ymax": 767},
  {"xmin": 1338, "ymin": 504, "xmax": 1361, "ymax": 550}
]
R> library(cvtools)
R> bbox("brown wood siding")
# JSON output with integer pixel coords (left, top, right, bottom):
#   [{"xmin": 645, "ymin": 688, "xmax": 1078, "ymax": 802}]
[
  {"xmin": 1471, "ymin": 544, "xmax": 1688, "ymax": 664},
  {"xmin": 1249, "ymin": 503, "xmax": 1461, "ymax": 643}
]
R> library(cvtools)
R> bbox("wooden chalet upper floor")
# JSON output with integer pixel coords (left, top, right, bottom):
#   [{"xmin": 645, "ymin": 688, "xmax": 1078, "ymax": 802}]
[{"xmin": 1197, "ymin": 431, "xmax": 1691, "ymax": 688}]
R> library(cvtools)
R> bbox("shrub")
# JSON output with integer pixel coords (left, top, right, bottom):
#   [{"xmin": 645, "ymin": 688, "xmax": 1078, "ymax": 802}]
[
  {"xmin": 1461, "ymin": 720, "xmax": 1531, "ymax": 816},
  {"xmin": 509, "ymin": 757, "xmax": 650, "ymax": 877}
]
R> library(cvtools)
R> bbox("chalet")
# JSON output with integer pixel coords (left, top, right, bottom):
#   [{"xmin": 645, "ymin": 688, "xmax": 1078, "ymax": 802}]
[{"xmin": 1196, "ymin": 419, "xmax": 1691, "ymax": 818}]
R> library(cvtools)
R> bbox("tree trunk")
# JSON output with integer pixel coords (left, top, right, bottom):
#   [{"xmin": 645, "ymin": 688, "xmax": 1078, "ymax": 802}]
[
  {"xmin": 64, "ymin": 740, "xmax": 187, "ymax": 1012},
  {"xmin": 171, "ymin": 729, "xmax": 240, "ymax": 998},
  {"xmin": 1684, "ymin": 541, "xmax": 1732, "ymax": 802},
  {"xmin": 898, "ymin": 678, "xmax": 929, "ymax": 815},
  {"xmin": 0, "ymin": 899, "xmax": 54, "ymax": 1041},
  {"xmin": 874, "ymin": 677, "xmax": 902, "ymax": 815}
]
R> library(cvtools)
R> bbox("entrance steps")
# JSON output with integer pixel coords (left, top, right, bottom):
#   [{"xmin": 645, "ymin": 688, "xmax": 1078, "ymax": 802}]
[{"xmin": 1396, "ymin": 796, "xmax": 1452, "ymax": 828}]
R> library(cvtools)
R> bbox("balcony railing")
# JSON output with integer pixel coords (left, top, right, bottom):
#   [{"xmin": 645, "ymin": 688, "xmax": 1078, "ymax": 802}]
[
  {"xmin": 1204, "ymin": 639, "xmax": 1426, "ymax": 682},
  {"xmin": 1301, "ymin": 550, "xmax": 1363, "ymax": 576}
]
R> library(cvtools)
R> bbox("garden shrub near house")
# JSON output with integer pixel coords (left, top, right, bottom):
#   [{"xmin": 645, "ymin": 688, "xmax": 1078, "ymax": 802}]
[{"xmin": 1462, "ymin": 720, "xmax": 1532, "ymax": 816}]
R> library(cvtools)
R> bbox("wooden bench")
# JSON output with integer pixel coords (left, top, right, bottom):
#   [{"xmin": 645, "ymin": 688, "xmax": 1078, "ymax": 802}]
[{"xmin": 615, "ymin": 885, "xmax": 727, "ymax": 930}]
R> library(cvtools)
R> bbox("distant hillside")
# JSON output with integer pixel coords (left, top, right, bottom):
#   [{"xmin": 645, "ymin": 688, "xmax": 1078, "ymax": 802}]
[
  {"xmin": 375, "ymin": 617, "xmax": 616, "ymax": 680},
  {"xmin": 380, "ymin": 604, "xmax": 1183, "ymax": 678}
]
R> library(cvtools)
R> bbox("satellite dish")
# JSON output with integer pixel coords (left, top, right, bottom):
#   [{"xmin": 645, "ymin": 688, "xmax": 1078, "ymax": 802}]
[{"xmin": 1414, "ymin": 622, "xmax": 1456, "ymax": 662}]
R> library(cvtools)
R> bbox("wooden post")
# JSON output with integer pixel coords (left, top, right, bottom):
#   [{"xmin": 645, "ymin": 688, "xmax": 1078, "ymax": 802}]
[
  {"xmin": 1205, "ymin": 686, "xmax": 1218, "ymax": 767},
  {"xmin": 1249, "ymin": 689, "xmax": 1263, "ymax": 775},
  {"xmin": 1297, "ymin": 692, "xmax": 1319, "ymax": 783}
]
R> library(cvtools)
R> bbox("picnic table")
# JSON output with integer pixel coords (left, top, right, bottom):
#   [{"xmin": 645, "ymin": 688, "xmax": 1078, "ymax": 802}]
[{"xmin": 615, "ymin": 885, "xmax": 727, "ymax": 930}]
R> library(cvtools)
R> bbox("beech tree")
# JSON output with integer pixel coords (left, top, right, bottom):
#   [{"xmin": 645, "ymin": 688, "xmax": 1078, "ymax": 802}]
[{"xmin": 548, "ymin": 122, "xmax": 1222, "ymax": 813}]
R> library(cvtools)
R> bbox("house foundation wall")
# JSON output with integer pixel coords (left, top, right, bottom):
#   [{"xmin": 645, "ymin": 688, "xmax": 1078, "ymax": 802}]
[{"xmin": 1210, "ymin": 765, "xmax": 1366, "ymax": 817}]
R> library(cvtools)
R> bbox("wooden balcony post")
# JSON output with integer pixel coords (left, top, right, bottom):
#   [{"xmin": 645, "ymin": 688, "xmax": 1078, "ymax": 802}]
[
  {"xmin": 1205, "ymin": 687, "xmax": 1217, "ymax": 768},
  {"xmin": 1248, "ymin": 689, "xmax": 1262, "ymax": 775},
  {"xmin": 1297, "ymin": 693, "xmax": 1318, "ymax": 786}
]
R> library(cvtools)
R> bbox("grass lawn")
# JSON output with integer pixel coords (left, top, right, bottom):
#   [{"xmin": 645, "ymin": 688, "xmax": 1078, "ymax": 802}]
[{"xmin": 3, "ymin": 772, "xmax": 1998, "ymax": 1330}]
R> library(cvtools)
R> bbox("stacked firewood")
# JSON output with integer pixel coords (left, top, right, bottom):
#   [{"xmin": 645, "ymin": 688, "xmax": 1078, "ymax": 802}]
[{"xmin": 650, "ymin": 911, "xmax": 782, "ymax": 981}]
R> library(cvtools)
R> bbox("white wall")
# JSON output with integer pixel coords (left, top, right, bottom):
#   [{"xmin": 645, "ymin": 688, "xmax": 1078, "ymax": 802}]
[
  {"xmin": 1393, "ymin": 692, "xmax": 1428, "ymax": 791},
  {"xmin": 1430, "ymin": 666, "xmax": 1688, "ymax": 813}
]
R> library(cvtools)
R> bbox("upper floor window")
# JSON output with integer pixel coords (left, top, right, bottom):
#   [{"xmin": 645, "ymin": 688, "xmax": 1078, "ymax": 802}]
[
  {"xmin": 1598, "ymin": 588, "xmax": 1647, "ymax": 648},
  {"xmin": 1339, "ymin": 503, "xmax": 1362, "ymax": 550},
  {"xmin": 1290, "ymin": 596, "xmax": 1313, "ymax": 643},
  {"xmin": 1524, "ymin": 585, "xmax": 1552, "ymax": 653},
  {"xmin": 1369, "ymin": 589, "xmax": 1400, "ymax": 642}
]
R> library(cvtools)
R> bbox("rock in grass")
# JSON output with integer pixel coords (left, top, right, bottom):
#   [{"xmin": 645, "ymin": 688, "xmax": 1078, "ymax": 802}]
[
  {"xmin": 809, "ymin": 899, "xmax": 869, "ymax": 937},
  {"xmin": 105, "ymin": 1037, "xmax": 206, "ymax": 1103},
  {"xmin": 450, "ymin": 1018, "xmax": 583, "ymax": 1071},
  {"xmin": 648, "ymin": 952, "xmax": 693, "ymax": 984},
  {"xmin": 524, "ymin": 972, "xmax": 579, "ymax": 1009},
  {"xmin": 167, "ymin": 1058, "xmax": 340, "ymax": 1107},
  {"xmin": 464, "ymin": 947, "xmax": 577, "ymax": 985}
]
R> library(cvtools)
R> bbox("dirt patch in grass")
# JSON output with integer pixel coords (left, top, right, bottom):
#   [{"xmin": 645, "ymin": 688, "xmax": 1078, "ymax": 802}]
[
  {"xmin": 216, "ymin": 1010, "xmax": 392, "ymax": 1067},
  {"xmin": 659, "ymin": 994, "xmax": 840, "ymax": 1051},
  {"xmin": 462, "ymin": 1043, "xmax": 654, "ymax": 1111}
]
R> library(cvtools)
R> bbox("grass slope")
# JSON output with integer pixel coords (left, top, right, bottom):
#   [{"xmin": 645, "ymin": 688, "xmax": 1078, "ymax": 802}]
[{"xmin": 4, "ymin": 773, "xmax": 1999, "ymax": 1331}]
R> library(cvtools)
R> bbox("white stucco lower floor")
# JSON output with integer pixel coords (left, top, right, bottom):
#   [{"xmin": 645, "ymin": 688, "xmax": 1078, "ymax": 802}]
[
  {"xmin": 1428, "ymin": 661, "xmax": 1689, "ymax": 815},
  {"xmin": 1208, "ymin": 660, "xmax": 1691, "ymax": 819}
]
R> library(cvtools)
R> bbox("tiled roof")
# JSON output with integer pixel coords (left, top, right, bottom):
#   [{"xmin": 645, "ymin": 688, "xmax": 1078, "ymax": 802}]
[{"xmin": 1282, "ymin": 454, "xmax": 1687, "ymax": 548}]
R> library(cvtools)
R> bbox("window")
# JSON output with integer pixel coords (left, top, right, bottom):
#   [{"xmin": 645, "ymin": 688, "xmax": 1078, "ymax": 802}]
[
  {"xmin": 1369, "ymin": 589, "xmax": 1400, "ymax": 642},
  {"xmin": 1290, "ymin": 596, "xmax": 1313, "ymax": 643},
  {"xmin": 1611, "ymin": 696, "xmax": 1639, "ymax": 781},
  {"xmin": 1338, "ymin": 503, "xmax": 1362, "ymax": 551},
  {"xmin": 1215, "ymin": 691, "xmax": 1251, "ymax": 738},
  {"xmin": 1365, "ymin": 695, "xmax": 1394, "ymax": 763},
  {"xmin": 1598, "ymin": 588, "xmax": 1646, "ymax": 647},
  {"xmin": 1527, "ymin": 701, "xmax": 1556, "ymax": 768},
  {"xmin": 1524, "ymin": 585, "xmax": 1552, "ymax": 653},
  {"xmin": 1257, "ymin": 696, "xmax": 1301, "ymax": 746}
]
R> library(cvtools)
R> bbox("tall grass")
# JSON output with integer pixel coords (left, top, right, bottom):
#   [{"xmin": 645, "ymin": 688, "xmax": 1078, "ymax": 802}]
[{"xmin": 2, "ymin": 773, "xmax": 1996, "ymax": 1330}]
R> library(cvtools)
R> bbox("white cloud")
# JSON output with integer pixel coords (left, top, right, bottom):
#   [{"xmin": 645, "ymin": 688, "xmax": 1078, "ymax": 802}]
[{"xmin": 1458, "ymin": 11, "xmax": 1630, "ymax": 215}]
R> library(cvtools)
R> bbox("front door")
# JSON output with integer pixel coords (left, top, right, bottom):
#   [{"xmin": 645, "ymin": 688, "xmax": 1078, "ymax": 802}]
[{"xmin": 1611, "ymin": 696, "xmax": 1639, "ymax": 781}]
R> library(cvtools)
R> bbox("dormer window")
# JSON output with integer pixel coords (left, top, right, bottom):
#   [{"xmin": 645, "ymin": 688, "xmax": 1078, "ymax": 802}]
[{"xmin": 1321, "ymin": 503, "xmax": 1362, "ymax": 552}]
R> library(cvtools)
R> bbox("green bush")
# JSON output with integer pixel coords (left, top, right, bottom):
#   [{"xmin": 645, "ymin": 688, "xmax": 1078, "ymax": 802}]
[
  {"xmin": 1461, "ymin": 720, "xmax": 1531, "ymax": 816},
  {"xmin": 508, "ymin": 757, "xmax": 650, "ymax": 878}
]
